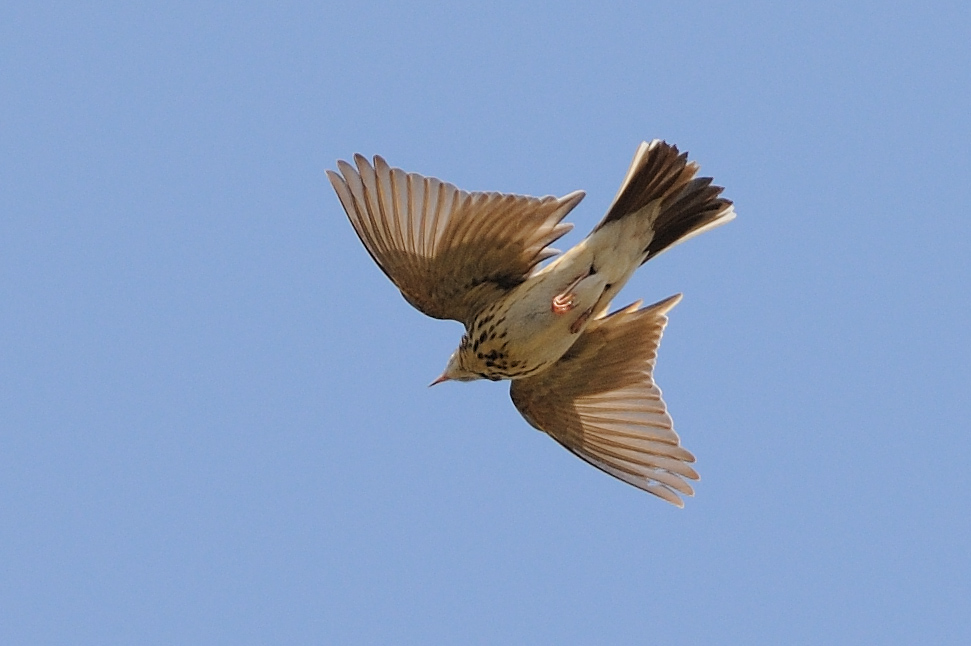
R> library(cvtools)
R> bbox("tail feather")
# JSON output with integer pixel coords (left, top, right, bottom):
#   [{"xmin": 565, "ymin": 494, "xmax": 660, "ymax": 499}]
[{"xmin": 597, "ymin": 140, "xmax": 734, "ymax": 263}]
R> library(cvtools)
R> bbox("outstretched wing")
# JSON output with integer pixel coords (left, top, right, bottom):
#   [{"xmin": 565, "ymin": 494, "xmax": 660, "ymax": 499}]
[
  {"xmin": 328, "ymin": 155, "xmax": 584, "ymax": 325},
  {"xmin": 510, "ymin": 294, "xmax": 698, "ymax": 506}
]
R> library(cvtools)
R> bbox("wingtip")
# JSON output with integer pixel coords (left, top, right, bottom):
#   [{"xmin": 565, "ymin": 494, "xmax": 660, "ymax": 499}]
[
  {"xmin": 336, "ymin": 158, "xmax": 357, "ymax": 178},
  {"xmin": 352, "ymin": 153, "xmax": 373, "ymax": 174},
  {"xmin": 372, "ymin": 154, "xmax": 391, "ymax": 173},
  {"xmin": 325, "ymin": 168, "xmax": 344, "ymax": 188},
  {"xmin": 645, "ymin": 483, "xmax": 686, "ymax": 507},
  {"xmin": 561, "ymin": 189, "xmax": 586, "ymax": 205},
  {"xmin": 651, "ymin": 293, "xmax": 683, "ymax": 315}
]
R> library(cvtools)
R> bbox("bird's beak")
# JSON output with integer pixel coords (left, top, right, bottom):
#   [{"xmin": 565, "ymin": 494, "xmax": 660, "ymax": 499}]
[{"xmin": 428, "ymin": 372, "xmax": 451, "ymax": 387}]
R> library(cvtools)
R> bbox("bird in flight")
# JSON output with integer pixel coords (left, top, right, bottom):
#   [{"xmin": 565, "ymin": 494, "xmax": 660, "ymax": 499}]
[{"xmin": 327, "ymin": 140, "xmax": 734, "ymax": 506}]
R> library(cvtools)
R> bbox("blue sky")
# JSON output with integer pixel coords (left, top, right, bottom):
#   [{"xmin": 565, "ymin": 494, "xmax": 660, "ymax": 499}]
[{"xmin": 2, "ymin": 1, "xmax": 969, "ymax": 643}]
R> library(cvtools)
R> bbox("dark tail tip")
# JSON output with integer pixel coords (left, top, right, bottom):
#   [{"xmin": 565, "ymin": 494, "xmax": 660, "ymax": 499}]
[
  {"xmin": 644, "ymin": 176, "xmax": 734, "ymax": 261},
  {"xmin": 595, "ymin": 140, "xmax": 734, "ymax": 261},
  {"xmin": 600, "ymin": 140, "xmax": 695, "ymax": 226}
]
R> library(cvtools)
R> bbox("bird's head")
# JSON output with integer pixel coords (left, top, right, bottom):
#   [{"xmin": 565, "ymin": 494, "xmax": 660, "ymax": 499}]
[{"xmin": 429, "ymin": 346, "xmax": 481, "ymax": 386}]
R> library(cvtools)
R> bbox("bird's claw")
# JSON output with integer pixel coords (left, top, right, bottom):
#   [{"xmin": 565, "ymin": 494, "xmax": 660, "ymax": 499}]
[
  {"xmin": 551, "ymin": 293, "xmax": 576, "ymax": 314},
  {"xmin": 551, "ymin": 271, "xmax": 591, "ymax": 315}
]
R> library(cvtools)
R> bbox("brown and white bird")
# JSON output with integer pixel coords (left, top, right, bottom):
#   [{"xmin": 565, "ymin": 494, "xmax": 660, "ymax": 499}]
[{"xmin": 327, "ymin": 140, "xmax": 734, "ymax": 506}]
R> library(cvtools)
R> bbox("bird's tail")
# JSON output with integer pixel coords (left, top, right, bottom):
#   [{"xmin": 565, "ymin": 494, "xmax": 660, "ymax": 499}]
[{"xmin": 595, "ymin": 140, "xmax": 735, "ymax": 263}]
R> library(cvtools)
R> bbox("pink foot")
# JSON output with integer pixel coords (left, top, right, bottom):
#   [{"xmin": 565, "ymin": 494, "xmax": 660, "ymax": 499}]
[
  {"xmin": 551, "ymin": 293, "xmax": 576, "ymax": 314},
  {"xmin": 551, "ymin": 271, "xmax": 591, "ymax": 315}
]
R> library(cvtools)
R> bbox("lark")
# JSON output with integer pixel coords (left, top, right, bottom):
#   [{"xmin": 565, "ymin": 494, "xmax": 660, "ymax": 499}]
[{"xmin": 327, "ymin": 140, "xmax": 734, "ymax": 506}]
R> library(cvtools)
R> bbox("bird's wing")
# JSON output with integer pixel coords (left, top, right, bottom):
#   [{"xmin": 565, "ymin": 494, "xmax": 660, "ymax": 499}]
[
  {"xmin": 328, "ymin": 155, "xmax": 583, "ymax": 325},
  {"xmin": 509, "ymin": 294, "xmax": 698, "ymax": 506}
]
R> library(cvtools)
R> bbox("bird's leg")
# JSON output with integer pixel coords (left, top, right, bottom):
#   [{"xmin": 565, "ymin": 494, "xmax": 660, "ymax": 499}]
[
  {"xmin": 551, "ymin": 291, "xmax": 576, "ymax": 314},
  {"xmin": 568, "ymin": 280, "xmax": 611, "ymax": 333},
  {"xmin": 551, "ymin": 268, "xmax": 593, "ymax": 315},
  {"xmin": 569, "ymin": 307, "xmax": 595, "ymax": 334}
]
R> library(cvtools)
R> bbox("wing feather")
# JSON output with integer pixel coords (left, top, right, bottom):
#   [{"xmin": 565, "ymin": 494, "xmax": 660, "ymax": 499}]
[
  {"xmin": 328, "ymin": 156, "xmax": 583, "ymax": 324},
  {"xmin": 510, "ymin": 294, "xmax": 699, "ymax": 506}
]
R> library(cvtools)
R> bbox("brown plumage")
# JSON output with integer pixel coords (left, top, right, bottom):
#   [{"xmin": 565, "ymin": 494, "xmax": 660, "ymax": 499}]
[{"xmin": 328, "ymin": 140, "xmax": 734, "ymax": 505}]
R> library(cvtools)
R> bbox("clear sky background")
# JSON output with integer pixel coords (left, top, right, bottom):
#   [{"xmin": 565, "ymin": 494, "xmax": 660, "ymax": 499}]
[{"xmin": 2, "ymin": 2, "xmax": 969, "ymax": 644}]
